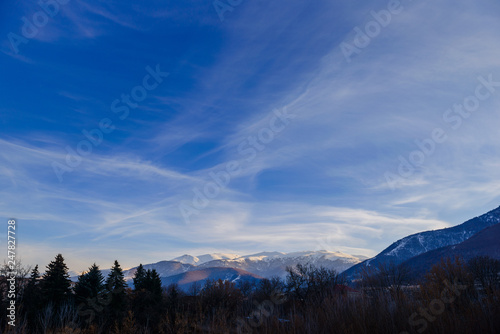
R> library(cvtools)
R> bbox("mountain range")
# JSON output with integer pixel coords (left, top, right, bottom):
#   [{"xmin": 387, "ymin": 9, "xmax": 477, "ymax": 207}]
[
  {"xmin": 187, "ymin": 250, "xmax": 366, "ymax": 278},
  {"xmin": 71, "ymin": 205, "xmax": 500, "ymax": 289},
  {"xmin": 73, "ymin": 250, "xmax": 366, "ymax": 288}
]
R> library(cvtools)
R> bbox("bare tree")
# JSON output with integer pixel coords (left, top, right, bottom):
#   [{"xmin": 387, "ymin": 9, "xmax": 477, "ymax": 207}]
[
  {"xmin": 468, "ymin": 256, "xmax": 500, "ymax": 293},
  {"xmin": 0, "ymin": 260, "xmax": 31, "ymax": 300},
  {"xmin": 285, "ymin": 264, "xmax": 344, "ymax": 301}
]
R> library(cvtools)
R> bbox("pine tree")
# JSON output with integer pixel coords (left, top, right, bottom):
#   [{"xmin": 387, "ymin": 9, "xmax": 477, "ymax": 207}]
[
  {"xmin": 27, "ymin": 265, "xmax": 40, "ymax": 290},
  {"xmin": 147, "ymin": 269, "xmax": 163, "ymax": 300},
  {"xmin": 133, "ymin": 264, "xmax": 146, "ymax": 291},
  {"xmin": 73, "ymin": 264, "xmax": 107, "ymax": 326},
  {"xmin": 105, "ymin": 260, "xmax": 128, "ymax": 321},
  {"xmin": 74, "ymin": 263, "xmax": 105, "ymax": 303},
  {"xmin": 41, "ymin": 254, "xmax": 72, "ymax": 307},
  {"xmin": 131, "ymin": 268, "xmax": 164, "ymax": 327},
  {"xmin": 23, "ymin": 265, "xmax": 43, "ymax": 331}
]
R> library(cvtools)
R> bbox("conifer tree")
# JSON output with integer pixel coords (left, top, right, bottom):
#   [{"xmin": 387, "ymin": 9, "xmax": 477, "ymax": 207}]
[
  {"xmin": 105, "ymin": 260, "xmax": 128, "ymax": 321},
  {"xmin": 23, "ymin": 265, "xmax": 43, "ymax": 331},
  {"xmin": 133, "ymin": 264, "xmax": 146, "ymax": 291},
  {"xmin": 74, "ymin": 263, "xmax": 105, "ymax": 303},
  {"xmin": 72, "ymin": 263, "xmax": 106, "ymax": 326},
  {"xmin": 26, "ymin": 265, "xmax": 40, "ymax": 292},
  {"xmin": 131, "ymin": 268, "xmax": 164, "ymax": 327},
  {"xmin": 41, "ymin": 254, "xmax": 72, "ymax": 307},
  {"xmin": 147, "ymin": 269, "xmax": 163, "ymax": 300}
]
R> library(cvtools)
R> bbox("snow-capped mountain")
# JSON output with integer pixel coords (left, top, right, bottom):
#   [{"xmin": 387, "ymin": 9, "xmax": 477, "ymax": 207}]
[
  {"xmin": 343, "ymin": 205, "xmax": 500, "ymax": 280},
  {"xmin": 171, "ymin": 253, "xmax": 240, "ymax": 266},
  {"xmin": 71, "ymin": 250, "xmax": 365, "ymax": 284},
  {"xmin": 179, "ymin": 250, "xmax": 367, "ymax": 278}
]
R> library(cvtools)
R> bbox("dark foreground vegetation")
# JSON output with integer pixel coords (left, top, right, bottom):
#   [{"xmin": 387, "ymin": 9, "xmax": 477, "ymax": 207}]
[{"xmin": 1, "ymin": 254, "xmax": 499, "ymax": 333}]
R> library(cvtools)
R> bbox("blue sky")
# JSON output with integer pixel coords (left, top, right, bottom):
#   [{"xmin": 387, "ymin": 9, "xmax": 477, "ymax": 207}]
[{"xmin": 1, "ymin": 0, "xmax": 500, "ymax": 272}]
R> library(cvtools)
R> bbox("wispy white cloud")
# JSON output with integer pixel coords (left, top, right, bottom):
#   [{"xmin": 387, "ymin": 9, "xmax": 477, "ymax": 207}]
[{"xmin": 2, "ymin": 0, "xmax": 500, "ymax": 272}]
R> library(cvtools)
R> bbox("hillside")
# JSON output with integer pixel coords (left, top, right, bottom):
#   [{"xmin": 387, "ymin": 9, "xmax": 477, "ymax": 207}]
[
  {"xmin": 343, "ymin": 205, "xmax": 500, "ymax": 280},
  {"xmin": 160, "ymin": 267, "xmax": 263, "ymax": 291},
  {"xmin": 402, "ymin": 222, "xmax": 500, "ymax": 279}
]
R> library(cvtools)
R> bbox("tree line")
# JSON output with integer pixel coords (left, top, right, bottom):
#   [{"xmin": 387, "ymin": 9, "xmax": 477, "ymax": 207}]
[{"xmin": 1, "ymin": 254, "xmax": 499, "ymax": 333}]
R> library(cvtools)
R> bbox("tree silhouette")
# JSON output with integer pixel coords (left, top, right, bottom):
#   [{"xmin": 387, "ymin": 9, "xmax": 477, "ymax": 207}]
[
  {"xmin": 145, "ymin": 269, "xmax": 163, "ymax": 299},
  {"xmin": 468, "ymin": 256, "xmax": 500, "ymax": 293},
  {"xmin": 133, "ymin": 264, "xmax": 146, "ymax": 291},
  {"xmin": 131, "ymin": 268, "xmax": 164, "ymax": 327},
  {"xmin": 41, "ymin": 254, "xmax": 72, "ymax": 307},
  {"xmin": 74, "ymin": 263, "xmax": 105, "ymax": 303},
  {"xmin": 105, "ymin": 260, "xmax": 128, "ymax": 322},
  {"xmin": 23, "ymin": 265, "xmax": 43, "ymax": 331}
]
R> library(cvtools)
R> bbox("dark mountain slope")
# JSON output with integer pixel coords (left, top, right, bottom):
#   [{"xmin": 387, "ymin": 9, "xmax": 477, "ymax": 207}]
[
  {"xmin": 343, "ymin": 206, "xmax": 500, "ymax": 280},
  {"xmin": 402, "ymin": 222, "xmax": 500, "ymax": 279},
  {"xmin": 160, "ymin": 267, "xmax": 263, "ymax": 291}
]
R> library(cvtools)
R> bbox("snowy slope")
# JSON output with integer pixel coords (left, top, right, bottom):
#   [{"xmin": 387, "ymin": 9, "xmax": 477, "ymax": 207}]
[
  {"xmin": 343, "ymin": 205, "xmax": 500, "ymax": 280},
  {"xmin": 72, "ymin": 250, "xmax": 365, "ymax": 284},
  {"xmin": 193, "ymin": 250, "xmax": 366, "ymax": 278},
  {"xmin": 171, "ymin": 253, "xmax": 240, "ymax": 265},
  {"xmin": 402, "ymin": 222, "xmax": 500, "ymax": 279}
]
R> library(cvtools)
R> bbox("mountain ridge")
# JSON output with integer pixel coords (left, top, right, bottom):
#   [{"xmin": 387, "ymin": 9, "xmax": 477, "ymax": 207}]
[
  {"xmin": 71, "ymin": 250, "xmax": 364, "ymax": 283},
  {"xmin": 401, "ymin": 221, "xmax": 500, "ymax": 279},
  {"xmin": 161, "ymin": 267, "xmax": 263, "ymax": 292},
  {"xmin": 343, "ymin": 205, "xmax": 500, "ymax": 280}
]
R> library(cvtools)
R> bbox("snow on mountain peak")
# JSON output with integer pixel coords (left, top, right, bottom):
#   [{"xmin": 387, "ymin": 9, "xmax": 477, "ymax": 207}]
[
  {"xmin": 172, "ymin": 253, "xmax": 239, "ymax": 265},
  {"xmin": 172, "ymin": 250, "xmax": 362, "ymax": 265},
  {"xmin": 171, "ymin": 254, "xmax": 199, "ymax": 265}
]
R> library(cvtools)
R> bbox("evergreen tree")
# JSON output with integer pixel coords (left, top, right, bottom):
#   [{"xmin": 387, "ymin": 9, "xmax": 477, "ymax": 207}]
[
  {"xmin": 27, "ymin": 265, "xmax": 40, "ymax": 290},
  {"xmin": 133, "ymin": 264, "xmax": 146, "ymax": 291},
  {"xmin": 72, "ymin": 264, "xmax": 106, "ymax": 326},
  {"xmin": 132, "ymin": 268, "xmax": 164, "ymax": 327},
  {"xmin": 105, "ymin": 260, "xmax": 128, "ymax": 321},
  {"xmin": 23, "ymin": 265, "xmax": 43, "ymax": 331},
  {"xmin": 74, "ymin": 263, "xmax": 105, "ymax": 303},
  {"xmin": 147, "ymin": 269, "xmax": 163, "ymax": 300},
  {"xmin": 41, "ymin": 254, "xmax": 72, "ymax": 307}
]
